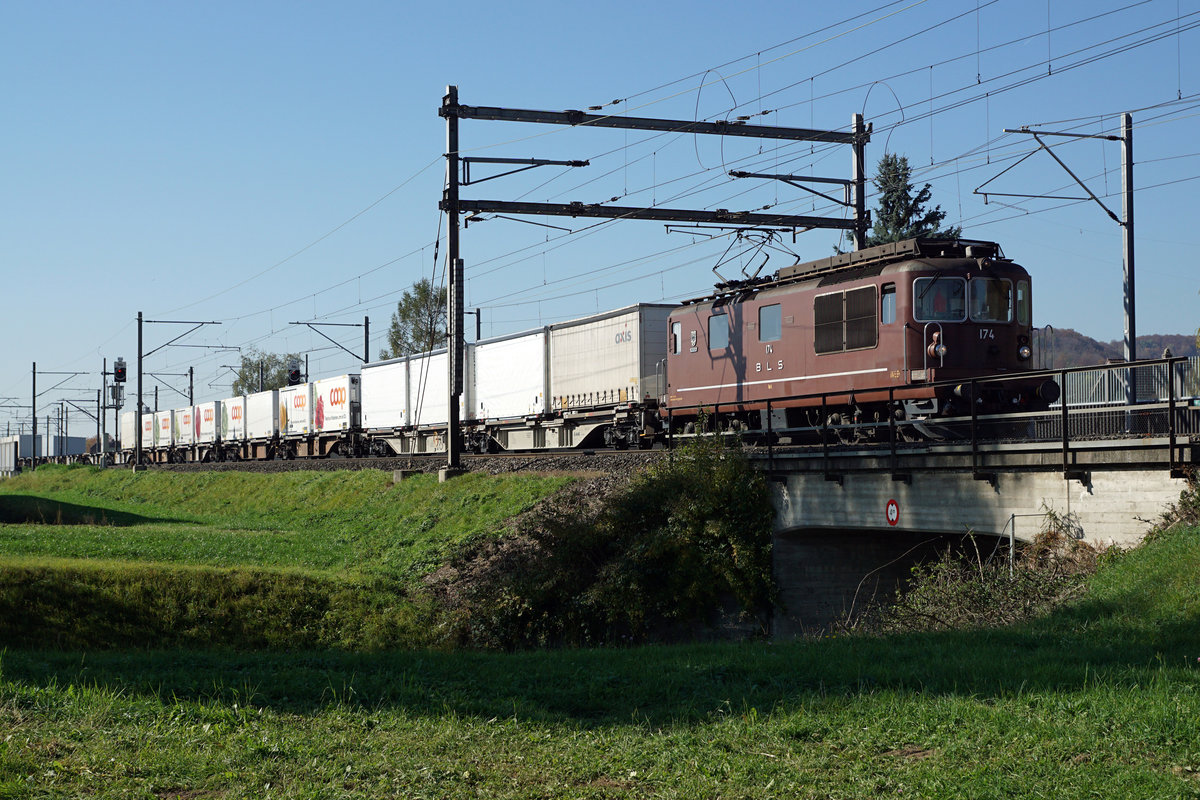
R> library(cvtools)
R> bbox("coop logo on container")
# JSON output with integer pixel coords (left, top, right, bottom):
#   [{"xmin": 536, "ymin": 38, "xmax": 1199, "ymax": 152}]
[
  {"xmin": 329, "ymin": 386, "xmax": 347, "ymax": 406},
  {"xmin": 160, "ymin": 418, "xmax": 169, "ymax": 431},
  {"xmin": 293, "ymin": 394, "xmax": 306, "ymax": 409},
  {"xmin": 614, "ymin": 329, "xmax": 633, "ymax": 344},
  {"xmin": 203, "ymin": 408, "xmax": 214, "ymax": 423},
  {"xmin": 231, "ymin": 405, "xmax": 243, "ymax": 420}
]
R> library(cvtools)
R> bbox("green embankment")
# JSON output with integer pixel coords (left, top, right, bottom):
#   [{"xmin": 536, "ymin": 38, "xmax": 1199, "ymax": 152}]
[
  {"xmin": 0, "ymin": 465, "xmax": 574, "ymax": 650},
  {"xmin": 0, "ymin": 515, "xmax": 1198, "ymax": 796}
]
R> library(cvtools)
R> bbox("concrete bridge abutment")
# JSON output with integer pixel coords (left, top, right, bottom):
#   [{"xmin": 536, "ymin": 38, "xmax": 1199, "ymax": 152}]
[
  {"xmin": 766, "ymin": 466, "xmax": 1190, "ymax": 636},
  {"xmin": 772, "ymin": 468, "xmax": 1188, "ymax": 548}
]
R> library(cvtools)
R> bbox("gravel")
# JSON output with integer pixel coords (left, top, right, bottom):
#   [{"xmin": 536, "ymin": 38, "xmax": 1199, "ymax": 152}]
[{"xmin": 153, "ymin": 450, "xmax": 668, "ymax": 476}]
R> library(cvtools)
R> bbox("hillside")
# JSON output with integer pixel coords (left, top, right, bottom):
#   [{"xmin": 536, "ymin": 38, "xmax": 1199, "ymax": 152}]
[
  {"xmin": 1044, "ymin": 328, "xmax": 1197, "ymax": 368},
  {"xmin": 0, "ymin": 465, "xmax": 576, "ymax": 650}
]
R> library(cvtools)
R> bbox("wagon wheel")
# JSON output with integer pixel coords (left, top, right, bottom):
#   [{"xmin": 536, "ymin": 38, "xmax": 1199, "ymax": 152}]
[{"xmin": 637, "ymin": 424, "xmax": 656, "ymax": 450}]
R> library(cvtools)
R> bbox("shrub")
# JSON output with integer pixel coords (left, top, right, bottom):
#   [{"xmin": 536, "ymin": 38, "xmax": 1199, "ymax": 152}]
[
  {"xmin": 430, "ymin": 434, "xmax": 777, "ymax": 649},
  {"xmin": 864, "ymin": 512, "xmax": 1102, "ymax": 634}
]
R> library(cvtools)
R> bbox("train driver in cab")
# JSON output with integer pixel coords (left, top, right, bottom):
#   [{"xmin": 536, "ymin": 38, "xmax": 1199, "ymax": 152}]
[{"xmin": 917, "ymin": 278, "xmax": 965, "ymax": 321}]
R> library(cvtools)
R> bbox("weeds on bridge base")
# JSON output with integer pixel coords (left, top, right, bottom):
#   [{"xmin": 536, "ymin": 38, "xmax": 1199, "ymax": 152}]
[
  {"xmin": 852, "ymin": 517, "xmax": 1103, "ymax": 635},
  {"xmin": 855, "ymin": 470, "xmax": 1200, "ymax": 635},
  {"xmin": 1152, "ymin": 466, "xmax": 1200, "ymax": 532}
]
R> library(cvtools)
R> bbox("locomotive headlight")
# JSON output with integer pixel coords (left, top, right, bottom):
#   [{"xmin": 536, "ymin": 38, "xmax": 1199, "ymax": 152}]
[
  {"xmin": 1018, "ymin": 345, "xmax": 1032, "ymax": 360},
  {"xmin": 927, "ymin": 331, "xmax": 947, "ymax": 360}
]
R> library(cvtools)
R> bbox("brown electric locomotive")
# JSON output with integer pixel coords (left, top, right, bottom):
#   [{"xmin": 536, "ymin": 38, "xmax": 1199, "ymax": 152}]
[{"xmin": 660, "ymin": 237, "xmax": 1059, "ymax": 437}]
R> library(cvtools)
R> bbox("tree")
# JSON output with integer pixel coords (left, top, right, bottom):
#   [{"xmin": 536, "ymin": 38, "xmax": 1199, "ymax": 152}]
[
  {"xmin": 231, "ymin": 348, "xmax": 302, "ymax": 396},
  {"xmin": 380, "ymin": 278, "xmax": 447, "ymax": 360},
  {"xmin": 863, "ymin": 153, "xmax": 961, "ymax": 247}
]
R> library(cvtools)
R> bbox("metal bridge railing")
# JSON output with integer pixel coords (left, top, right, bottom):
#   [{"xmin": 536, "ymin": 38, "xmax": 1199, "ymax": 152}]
[{"xmin": 664, "ymin": 356, "xmax": 1198, "ymax": 479}]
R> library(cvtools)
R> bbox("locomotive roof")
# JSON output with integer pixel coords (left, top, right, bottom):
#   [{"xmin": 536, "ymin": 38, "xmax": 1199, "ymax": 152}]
[{"xmin": 679, "ymin": 237, "xmax": 1011, "ymax": 307}]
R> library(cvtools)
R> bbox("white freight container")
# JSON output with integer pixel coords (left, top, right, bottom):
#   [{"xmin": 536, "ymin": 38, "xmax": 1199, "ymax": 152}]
[
  {"xmin": 548, "ymin": 304, "xmax": 674, "ymax": 409},
  {"xmin": 361, "ymin": 359, "xmax": 408, "ymax": 430},
  {"xmin": 154, "ymin": 410, "xmax": 175, "ymax": 447},
  {"xmin": 0, "ymin": 438, "xmax": 17, "ymax": 476},
  {"xmin": 120, "ymin": 411, "xmax": 136, "ymax": 448},
  {"xmin": 221, "ymin": 395, "xmax": 246, "ymax": 441},
  {"xmin": 195, "ymin": 401, "xmax": 220, "ymax": 444},
  {"xmin": 245, "ymin": 390, "xmax": 278, "ymax": 440},
  {"xmin": 2, "ymin": 435, "xmax": 84, "ymax": 458},
  {"xmin": 313, "ymin": 375, "xmax": 361, "ymax": 433},
  {"xmin": 407, "ymin": 351, "xmax": 452, "ymax": 428},
  {"xmin": 473, "ymin": 329, "xmax": 547, "ymax": 419},
  {"xmin": 174, "ymin": 407, "xmax": 195, "ymax": 446},
  {"xmin": 278, "ymin": 384, "xmax": 313, "ymax": 437},
  {"xmin": 141, "ymin": 413, "xmax": 155, "ymax": 447}
]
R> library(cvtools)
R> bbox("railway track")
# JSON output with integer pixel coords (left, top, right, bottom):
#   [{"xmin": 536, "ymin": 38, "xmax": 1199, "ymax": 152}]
[{"xmin": 152, "ymin": 449, "xmax": 668, "ymax": 476}]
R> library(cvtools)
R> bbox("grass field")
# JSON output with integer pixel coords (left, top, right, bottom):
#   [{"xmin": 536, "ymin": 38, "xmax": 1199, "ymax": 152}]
[
  {"xmin": 0, "ymin": 465, "xmax": 573, "ymax": 577},
  {"xmin": 1, "ymin": 466, "xmax": 1198, "ymax": 798},
  {"xmin": 0, "ymin": 465, "xmax": 574, "ymax": 650}
]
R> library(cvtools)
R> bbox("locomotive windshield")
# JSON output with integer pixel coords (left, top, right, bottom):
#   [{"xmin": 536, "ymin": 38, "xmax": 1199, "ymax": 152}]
[
  {"xmin": 913, "ymin": 277, "xmax": 966, "ymax": 322},
  {"xmin": 969, "ymin": 278, "xmax": 1013, "ymax": 323}
]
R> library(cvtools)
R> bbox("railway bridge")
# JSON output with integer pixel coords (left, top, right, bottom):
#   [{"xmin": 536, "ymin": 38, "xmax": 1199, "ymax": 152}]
[{"xmin": 738, "ymin": 359, "xmax": 1200, "ymax": 635}]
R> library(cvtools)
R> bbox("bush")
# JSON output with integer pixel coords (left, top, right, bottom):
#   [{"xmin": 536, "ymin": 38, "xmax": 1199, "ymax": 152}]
[
  {"xmin": 429, "ymin": 434, "xmax": 777, "ymax": 649},
  {"xmin": 864, "ymin": 511, "xmax": 1102, "ymax": 634}
]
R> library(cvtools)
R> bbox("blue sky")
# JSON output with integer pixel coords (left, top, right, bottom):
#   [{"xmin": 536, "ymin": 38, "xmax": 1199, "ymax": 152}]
[{"xmin": 3, "ymin": 0, "xmax": 1199, "ymax": 433}]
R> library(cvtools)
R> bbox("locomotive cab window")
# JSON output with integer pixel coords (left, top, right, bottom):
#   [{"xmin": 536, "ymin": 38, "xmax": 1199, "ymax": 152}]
[
  {"xmin": 881, "ymin": 283, "xmax": 896, "ymax": 325},
  {"xmin": 708, "ymin": 313, "xmax": 729, "ymax": 350},
  {"xmin": 670, "ymin": 321, "xmax": 682, "ymax": 354},
  {"xmin": 1016, "ymin": 280, "xmax": 1031, "ymax": 326},
  {"xmin": 913, "ymin": 277, "xmax": 966, "ymax": 322},
  {"xmin": 759, "ymin": 304, "xmax": 782, "ymax": 342},
  {"xmin": 969, "ymin": 277, "xmax": 1013, "ymax": 323}
]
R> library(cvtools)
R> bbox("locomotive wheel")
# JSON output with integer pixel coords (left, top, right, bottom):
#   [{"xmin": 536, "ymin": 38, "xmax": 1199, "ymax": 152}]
[{"xmin": 825, "ymin": 413, "xmax": 852, "ymax": 446}]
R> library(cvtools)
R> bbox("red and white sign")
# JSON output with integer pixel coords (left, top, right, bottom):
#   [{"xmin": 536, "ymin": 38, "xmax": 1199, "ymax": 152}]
[{"xmin": 886, "ymin": 498, "xmax": 900, "ymax": 526}]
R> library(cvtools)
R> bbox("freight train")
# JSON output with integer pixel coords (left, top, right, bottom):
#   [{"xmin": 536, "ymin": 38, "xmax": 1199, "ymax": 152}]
[{"xmin": 118, "ymin": 237, "xmax": 1058, "ymax": 462}]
